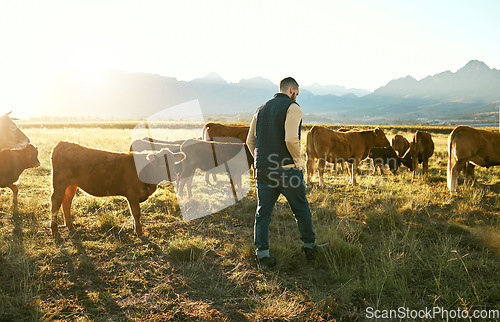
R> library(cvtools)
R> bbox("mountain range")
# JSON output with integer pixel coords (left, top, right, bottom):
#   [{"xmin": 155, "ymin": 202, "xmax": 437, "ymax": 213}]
[{"xmin": 41, "ymin": 60, "xmax": 500, "ymax": 125}]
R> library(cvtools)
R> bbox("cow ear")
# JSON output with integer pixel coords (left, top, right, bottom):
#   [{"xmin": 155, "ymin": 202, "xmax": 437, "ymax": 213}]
[{"xmin": 174, "ymin": 152, "xmax": 186, "ymax": 164}]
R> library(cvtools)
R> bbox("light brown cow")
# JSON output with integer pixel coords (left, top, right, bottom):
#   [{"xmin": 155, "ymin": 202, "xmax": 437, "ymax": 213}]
[
  {"xmin": 202, "ymin": 122, "xmax": 250, "ymax": 144},
  {"xmin": 0, "ymin": 144, "xmax": 40, "ymax": 207},
  {"xmin": 0, "ymin": 111, "xmax": 30, "ymax": 152},
  {"xmin": 447, "ymin": 126, "xmax": 500, "ymax": 192},
  {"xmin": 401, "ymin": 130, "xmax": 434, "ymax": 179},
  {"xmin": 50, "ymin": 141, "xmax": 185, "ymax": 237},
  {"xmin": 178, "ymin": 139, "xmax": 253, "ymax": 199},
  {"xmin": 391, "ymin": 134, "xmax": 410, "ymax": 156},
  {"xmin": 202, "ymin": 122, "xmax": 250, "ymax": 184},
  {"xmin": 306, "ymin": 126, "xmax": 390, "ymax": 186}
]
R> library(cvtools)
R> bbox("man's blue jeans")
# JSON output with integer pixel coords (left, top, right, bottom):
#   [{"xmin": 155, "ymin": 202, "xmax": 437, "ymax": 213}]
[{"xmin": 254, "ymin": 167, "xmax": 316, "ymax": 258}]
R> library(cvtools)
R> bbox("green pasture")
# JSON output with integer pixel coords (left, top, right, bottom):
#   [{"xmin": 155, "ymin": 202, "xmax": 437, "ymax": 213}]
[{"xmin": 0, "ymin": 123, "xmax": 498, "ymax": 321}]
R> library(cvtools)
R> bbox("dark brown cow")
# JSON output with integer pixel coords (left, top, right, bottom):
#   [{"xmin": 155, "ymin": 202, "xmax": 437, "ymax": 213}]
[
  {"xmin": 0, "ymin": 111, "xmax": 30, "ymax": 152},
  {"xmin": 306, "ymin": 126, "xmax": 390, "ymax": 186},
  {"xmin": 369, "ymin": 146, "xmax": 401, "ymax": 174},
  {"xmin": 391, "ymin": 134, "xmax": 410, "ymax": 156},
  {"xmin": 202, "ymin": 122, "xmax": 250, "ymax": 183},
  {"xmin": 401, "ymin": 130, "xmax": 434, "ymax": 179},
  {"xmin": 447, "ymin": 126, "xmax": 500, "ymax": 192},
  {"xmin": 0, "ymin": 144, "xmax": 40, "ymax": 207},
  {"xmin": 178, "ymin": 139, "xmax": 253, "ymax": 199},
  {"xmin": 50, "ymin": 141, "xmax": 185, "ymax": 237}
]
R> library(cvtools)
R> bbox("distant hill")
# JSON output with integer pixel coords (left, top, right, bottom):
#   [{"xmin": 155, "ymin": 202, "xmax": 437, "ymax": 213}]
[
  {"xmin": 42, "ymin": 71, "xmax": 359, "ymax": 121},
  {"xmin": 328, "ymin": 60, "xmax": 500, "ymax": 125},
  {"xmin": 302, "ymin": 83, "xmax": 371, "ymax": 97},
  {"xmin": 40, "ymin": 60, "xmax": 500, "ymax": 125}
]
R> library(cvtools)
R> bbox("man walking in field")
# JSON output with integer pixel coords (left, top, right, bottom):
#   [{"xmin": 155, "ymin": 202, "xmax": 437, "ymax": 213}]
[{"xmin": 246, "ymin": 77, "xmax": 328, "ymax": 270}]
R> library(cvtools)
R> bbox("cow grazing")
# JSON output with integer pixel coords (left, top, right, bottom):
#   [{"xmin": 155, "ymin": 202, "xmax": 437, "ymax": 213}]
[
  {"xmin": 306, "ymin": 126, "xmax": 390, "ymax": 186},
  {"xmin": 447, "ymin": 126, "xmax": 500, "ymax": 192},
  {"xmin": 178, "ymin": 139, "xmax": 253, "ymax": 199},
  {"xmin": 202, "ymin": 122, "xmax": 250, "ymax": 184},
  {"xmin": 0, "ymin": 144, "xmax": 40, "ymax": 207},
  {"xmin": 391, "ymin": 134, "xmax": 410, "ymax": 156},
  {"xmin": 50, "ymin": 141, "xmax": 185, "ymax": 237},
  {"xmin": 401, "ymin": 130, "xmax": 434, "ymax": 179},
  {"xmin": 369, "ymin": 146, "xmax": 401, "ymax": 174},
  {"xmin": 0, "ymin": 111, "xmax": 30, "ymax": 152}
]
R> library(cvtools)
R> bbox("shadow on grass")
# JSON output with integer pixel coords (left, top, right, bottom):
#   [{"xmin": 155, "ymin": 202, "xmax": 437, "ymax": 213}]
[{"xmin": 0, "ymin": 210, "xmax": 45, "ymax": 321}]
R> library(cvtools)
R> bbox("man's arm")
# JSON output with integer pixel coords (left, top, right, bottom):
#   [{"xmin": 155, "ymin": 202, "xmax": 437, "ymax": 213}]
[
  {"xmin": 246, "ymin": 114, "xmax": 257, "ymax": 157},
  {"xmin": 284, "ymin": 103, "xmax": 303, "ymax": 169}
]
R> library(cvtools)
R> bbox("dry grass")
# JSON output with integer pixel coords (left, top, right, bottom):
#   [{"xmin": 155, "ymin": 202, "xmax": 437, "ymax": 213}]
[{"xmin": 0, "ymin": 124, "xmax": 498, "ymax": 321}]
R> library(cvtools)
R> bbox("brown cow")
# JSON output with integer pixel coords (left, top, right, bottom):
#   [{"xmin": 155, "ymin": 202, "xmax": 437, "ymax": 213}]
[
  {"xmin": 50, "ymin": 141, "xmax": 185, "ymax": 237},
  {"xmin": 0, "ymin": 111, "xmax": 30, "ymax": 152},
  {"xmin": 202, "ymin": 122, "xmax": 250, "ymax": 144},
  {"xmin": 306, "ymin": 126, "xmax": 390, "ymax": 186},
  {"xmin": 401, "ymin": 130, "xmax": 434, "ymax": 179},
  {"xmin": 369, "ymin": 146, "xmax": 401, "ymax": 174},
  {"xmin": 130, "ymin": 137, "xmax": 185, "ymax": 153},
  {"xmin": 447, "ymin": 126, "xmax": 500, "ymax": 192},
  {"xmin": 0, "ymin": 144, "xmax": 40, "ymax": 207},
  {"xmin": 391, "ymin": 134, "xmax": 410, "ymax": 156},
  {"xmin": 178, "ymin": 139, "xmax": 253, "ymax": 199},
  {"xmin": 202, "ymin": 122, "xmax": 250, "ymax": 183}
]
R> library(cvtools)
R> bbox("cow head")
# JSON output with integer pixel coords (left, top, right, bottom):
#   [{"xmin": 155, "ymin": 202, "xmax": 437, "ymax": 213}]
[
  {"xmin": 0, "ymin": 112, "xmax": 30, "ymax": 152},
  {"xmin": 138, "ymin": 148, "xmax": 186, "ymax": 184},
  {"xmin": 22, "ymin": 144, "xmax": 41, "ymax": 169},
  {"xmin": 400, "ymin": 143, "xmax": 415, "ymax": 170},
  {"xmin": 373, "ymin": 127, "xmax": 391, "ymax": 147}
]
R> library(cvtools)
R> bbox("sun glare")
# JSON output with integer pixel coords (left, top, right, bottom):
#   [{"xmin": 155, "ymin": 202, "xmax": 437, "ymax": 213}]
[{"xmin": 63, "ymin": 44, "xmax": 115, "ymax": 88}]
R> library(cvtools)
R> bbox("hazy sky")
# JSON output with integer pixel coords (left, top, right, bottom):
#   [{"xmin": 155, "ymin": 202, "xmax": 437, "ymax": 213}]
[{"xmin": 1, "ymin": 0, "xmax": 499, "ymax": 117}]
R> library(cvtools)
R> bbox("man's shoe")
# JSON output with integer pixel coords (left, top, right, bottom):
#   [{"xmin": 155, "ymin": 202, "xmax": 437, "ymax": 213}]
[
  {"xmin": 257, "ymin": 256, "xmax": 276, "ymax": 270},
  {"xmin": 303, "ymin": 242, "xmax": 330, "ymax": 261}
]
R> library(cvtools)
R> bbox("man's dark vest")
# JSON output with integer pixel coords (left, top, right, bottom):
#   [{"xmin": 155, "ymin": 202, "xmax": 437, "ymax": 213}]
[{"xmin": 254, "ymin": 93, "xmax": 301, "ymax": 169}]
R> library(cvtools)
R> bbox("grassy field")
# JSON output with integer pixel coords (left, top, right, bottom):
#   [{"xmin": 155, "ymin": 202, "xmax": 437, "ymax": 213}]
[{"xmin": 0, "ymin": 123, "xmax": 499, "ymax": 321}]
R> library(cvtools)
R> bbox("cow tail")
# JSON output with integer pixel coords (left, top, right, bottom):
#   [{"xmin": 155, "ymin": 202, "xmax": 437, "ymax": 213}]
[
  {"xmin": 202, "ymin": 123, "xmax": 210, "ymax": 141},
  {"xmin": 447, "ymin": 131, "xmax": 455, "ymax": 191}
]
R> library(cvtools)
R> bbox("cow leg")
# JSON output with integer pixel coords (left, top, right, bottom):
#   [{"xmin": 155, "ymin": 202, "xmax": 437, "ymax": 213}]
[
  {"xmin": 450, "ymin": 159, "xmax": 467, "ymax": 192},
  {"xmin": 306, "ymin": 156, "xmax": 315, "ymax": 186},
  {"xmin": 317, "ymin": 158, "xmax": 326, "ymax": 187},
  {"xmin": 234, "ymin": 175, "xmax": 243, "ymax": 200},
  {"xmin": 204, "ymin": 172, "xmax": 217, "ymax": 185},
  {"xmin": 350, "ymin": 162, "xmax": 358, "ymax": 186},
  {"xmin": 61, "ymin": 185, "xmax": 77, "ymax": 231},
  {"xmin": 50, "ymin": 185, "xmax": 67, "ymax": 235},
  {"xmin": 8, "ymin": 184, "xmax": 18, "ymax": 208},
  {"xmin": 412, "ymin": 157, "xmax": 418, "ymax": 179},
  {"xmin": 126, "ymin": 198, "xmax": 143, "ymax": 236},
  {"xmin": 178, "ymin": 176, "xmax": 194, "ymax": 198},
  {"xmin": 422, "ymin": 157, "xmax": 430, "ymax": 176},
  {"xmin": 186, "ymin": 176, "xmax": 194, "ymax": 199},
  {"xmin": 464, "ymin": 162, "xmax": 476, "ymax": 186}
]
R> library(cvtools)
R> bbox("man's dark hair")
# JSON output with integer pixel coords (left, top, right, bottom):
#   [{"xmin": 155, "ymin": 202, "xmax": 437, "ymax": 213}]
[{"xmin": 279, "ymin": 77, "xmax": 299, "ymax": 92}]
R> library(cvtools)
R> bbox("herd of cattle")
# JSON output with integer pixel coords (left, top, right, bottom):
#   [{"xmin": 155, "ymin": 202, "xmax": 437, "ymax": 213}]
[{"xmin": 1, "ymin": 111, "xmax": 500, "ymax": 236}]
